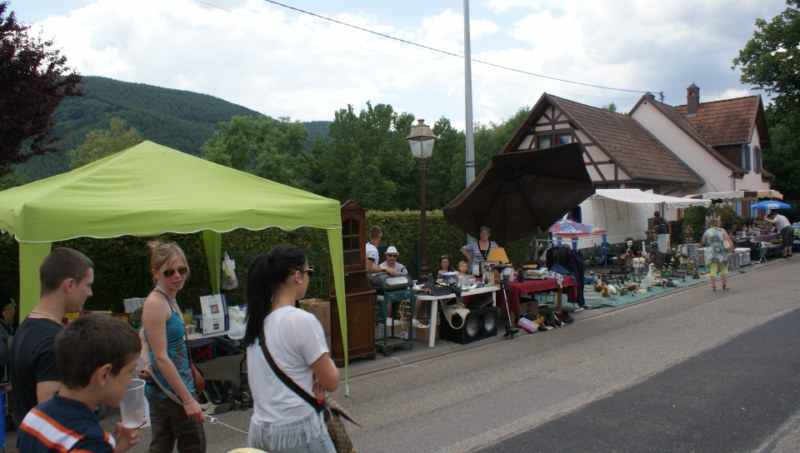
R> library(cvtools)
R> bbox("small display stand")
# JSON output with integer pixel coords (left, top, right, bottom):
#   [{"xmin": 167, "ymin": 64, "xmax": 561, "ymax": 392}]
[{"xmin": 374, "ymin": 288, "xmax": 415, "ymax": 356}]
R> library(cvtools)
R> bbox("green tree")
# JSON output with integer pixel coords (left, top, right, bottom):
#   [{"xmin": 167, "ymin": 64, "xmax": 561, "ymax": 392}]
[
  {"xmin": 733, "ymin": 1, "xmax": 800, "ymax": 200},
  {"xmin": 310, "ymin": 103, "xmax": 416, "ymax": 210},
  {"xmin": 0, "ymin": 172, "xmax": 25, "ymax": 190},
  {"xmin": 0, "ymin": 2, "xmax": 82, "ymax": 175},
  {"xmin": 67, "ymin": 117, "xmax": 143, "ymax": 169},
  {"xmin": 733, "ymin": 0, "xmax": 800, "ymax": 117},
  {"xmin": 201, "ymin": 115, "xmax": 311, "ymax": 188},
  {"xmin": 602, "ymin": 102, "xmax": 618, "ymax": 112},
  {"xmin": 425, "ymin": 117, "xmax": 465, "ymax": 209}
]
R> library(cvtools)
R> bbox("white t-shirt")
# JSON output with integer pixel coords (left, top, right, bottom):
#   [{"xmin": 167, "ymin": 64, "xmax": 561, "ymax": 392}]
[
  {"xmin": 247, "ymin": 306, "xmax": 329, "ymax": 424},
  {"xmin": 366, "ymin": 242, "xmax": 379, "ymax": 265}
]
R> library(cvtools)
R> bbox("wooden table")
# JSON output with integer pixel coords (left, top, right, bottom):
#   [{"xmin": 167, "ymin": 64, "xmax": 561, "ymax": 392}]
[{"xmin": 497, "ymin": 277, "xmax": 579, "ymax": 314}]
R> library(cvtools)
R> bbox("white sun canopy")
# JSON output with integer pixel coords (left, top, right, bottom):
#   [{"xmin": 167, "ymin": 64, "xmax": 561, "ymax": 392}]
[
  {"xmin": 594, "ymin": 189, "xmax": 711, "ymax": 208},
  {"xmin": 689, "ymin": 189, "xmax": 783, "ymax": 201}
]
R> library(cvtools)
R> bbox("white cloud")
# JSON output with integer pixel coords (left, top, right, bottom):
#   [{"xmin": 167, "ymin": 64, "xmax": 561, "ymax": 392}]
[{"xmin": 23, "ymin": 0, "xmax": 789, "ymax": 129}]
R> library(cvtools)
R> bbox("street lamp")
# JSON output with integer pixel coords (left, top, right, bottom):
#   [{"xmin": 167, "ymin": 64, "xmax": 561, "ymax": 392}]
[{"xmin": 407, "ymin": 118, "xmax": 437, "ymax": 279}]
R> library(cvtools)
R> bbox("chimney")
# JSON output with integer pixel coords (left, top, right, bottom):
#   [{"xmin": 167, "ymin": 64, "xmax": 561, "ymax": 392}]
[{"xmin": 687, "ymin": 83, "xmax": 699, "ymax": 115}]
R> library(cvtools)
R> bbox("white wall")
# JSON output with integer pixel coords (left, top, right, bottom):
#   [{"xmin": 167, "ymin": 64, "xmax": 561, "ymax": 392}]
[
  {"xmin": 577, "ymin": 197, "xmax": 653, "ymax": 248},
  {"xmin": 631, "ymin": 100, "xmax": 731, "ymax": 194}
]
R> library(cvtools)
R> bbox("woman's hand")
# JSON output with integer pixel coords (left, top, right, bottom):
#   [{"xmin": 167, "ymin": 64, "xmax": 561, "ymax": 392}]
[
  {"xmin": 112, "ymin": 422, "xmax": 141, "ymax": 452},
  {"xmin": 313, "ymin": 378, "xmax": 324, "ymax": 403},
  {"xmin": 183, "ymin": 399, "xmax": 205, "ymax": 424}
]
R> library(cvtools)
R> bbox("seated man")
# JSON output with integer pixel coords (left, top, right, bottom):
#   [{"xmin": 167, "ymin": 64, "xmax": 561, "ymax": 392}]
[{"xmin": 379, "ymin": 246, "xmax": 408, "ymax": 276}]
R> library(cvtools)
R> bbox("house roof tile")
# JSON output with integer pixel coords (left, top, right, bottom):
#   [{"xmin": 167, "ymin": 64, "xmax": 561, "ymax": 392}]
[
  {"xmin": 674, "ymin": 96, "xmax": 760, "ymax": 146},
  {"xmin": 545, "ymin": 94, "xmax": 705, "ymax": 186}
]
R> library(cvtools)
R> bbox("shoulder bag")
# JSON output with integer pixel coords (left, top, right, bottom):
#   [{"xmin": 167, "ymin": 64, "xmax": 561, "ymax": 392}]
[{"xmin": 257, "ymin": 328, "xmax": 358, "ymax": 453}]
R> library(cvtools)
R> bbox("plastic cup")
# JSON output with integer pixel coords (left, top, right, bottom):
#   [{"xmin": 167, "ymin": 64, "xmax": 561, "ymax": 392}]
[{"xmin": 120, "ymin": 378, "xmax": 146, "ymax": 428}]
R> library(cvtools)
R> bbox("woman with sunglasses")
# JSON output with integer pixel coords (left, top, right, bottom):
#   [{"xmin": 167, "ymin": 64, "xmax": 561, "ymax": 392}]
[
  {"xmin": 141, "ymin": 240, "xmax": 206, "ymax": 452},
  {"xmin": 244, "ymin": 245, "xmax": 340, "ymax": 453}
]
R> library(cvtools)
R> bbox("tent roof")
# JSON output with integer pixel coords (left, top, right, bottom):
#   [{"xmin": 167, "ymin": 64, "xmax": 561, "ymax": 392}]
[
  {"xmin": 0, "ymin": 141, "xmax": 341, "ymax": 242},
  {"xmin": 689, "ymin": 189, "xmax": 783, "ymax": 201},
  {"xmin": 593, "ymin": 189, "xmax": 711, "ymax": 208}
]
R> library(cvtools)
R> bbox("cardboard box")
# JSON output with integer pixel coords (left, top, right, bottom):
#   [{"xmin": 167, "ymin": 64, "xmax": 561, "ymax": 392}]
[
  {"xmin": 413, "ymin": 317, "xmax": 440, "ymax": 343},
  {"xmin": 299, "ymin": 298, "xmax": 331, "ymax": 336},
  {"xmin": 375, "ymin": 319, "xmax": 407, "ymax": 339},
  {"xmin": 519, "ymin": 298, "xmax": 538, "ymax": 315}
]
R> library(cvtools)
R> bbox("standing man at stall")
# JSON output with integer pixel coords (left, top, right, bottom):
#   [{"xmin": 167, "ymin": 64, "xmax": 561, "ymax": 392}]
[
  {"xmin": 653, "ymin": 210, "xmax": 671, "ymax": 254},
  {"xmin": 764, "ymin": 210, "xmax": 793, "ymax": 258},
  {"xmin": 366, "ymin": 225, "xmax": 384, "ymax": 273}
]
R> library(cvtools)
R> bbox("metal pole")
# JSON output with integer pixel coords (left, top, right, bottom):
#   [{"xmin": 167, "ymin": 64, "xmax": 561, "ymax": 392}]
[
  {"xmin": 463, "ymin": 0, "xmax": 475, "ymax": 187},
  {"xmin": 419, "ymin": 155, "xmax": 429, "ymax": 279}
]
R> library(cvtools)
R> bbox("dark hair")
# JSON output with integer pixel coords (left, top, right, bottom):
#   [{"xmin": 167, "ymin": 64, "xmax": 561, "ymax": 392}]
[
  {"xmin": 40, "ymin": 248, "xmax": 94, "ymax": 295},
  {"xmin": 369, "ymin": 225, "xmax": 383, "ymax": 240},
  {"xmin": 0, "ymin": 284, "xmax": 14, "ymax": 311},
  {"xmin": 55, "ymin": 314, "xmax": 141, "ymax": 389},
  {"xmin": 243, "ymin": 245, "xmax": 307, "ymax": 347}
]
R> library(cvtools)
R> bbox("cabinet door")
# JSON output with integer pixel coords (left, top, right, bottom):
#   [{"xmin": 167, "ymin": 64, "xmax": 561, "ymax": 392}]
[{"xmin": 342, "ymin": 216, "xmax": 363, "ymax": 271}]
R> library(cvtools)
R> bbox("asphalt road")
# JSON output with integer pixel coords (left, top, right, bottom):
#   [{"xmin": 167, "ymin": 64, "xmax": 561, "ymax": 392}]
[{"xmin": 477, "ymin": 299, "xmax": 800, "ymax": 452}]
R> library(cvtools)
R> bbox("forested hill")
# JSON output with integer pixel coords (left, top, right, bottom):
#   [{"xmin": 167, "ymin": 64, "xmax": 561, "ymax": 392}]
[{"xmin": 17, "ymin": 76, "xmax": 330, "ymax": 181}]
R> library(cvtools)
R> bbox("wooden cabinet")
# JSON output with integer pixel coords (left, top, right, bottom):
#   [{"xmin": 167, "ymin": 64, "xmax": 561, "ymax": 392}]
[{"xmin": 330, "ymin": 202, "xmax": 376, "ymax": 366}]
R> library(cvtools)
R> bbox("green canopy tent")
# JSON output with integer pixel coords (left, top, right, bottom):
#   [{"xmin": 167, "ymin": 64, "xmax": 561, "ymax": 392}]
[{"xmin": 0, "ymin": 141, "xmax": 351, "ymax": 384}]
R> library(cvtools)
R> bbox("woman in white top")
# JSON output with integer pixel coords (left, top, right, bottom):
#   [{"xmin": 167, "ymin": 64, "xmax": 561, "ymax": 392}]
[{"xmin": 244, "ymin": 245, "xmax": 340, "ymax": 453}]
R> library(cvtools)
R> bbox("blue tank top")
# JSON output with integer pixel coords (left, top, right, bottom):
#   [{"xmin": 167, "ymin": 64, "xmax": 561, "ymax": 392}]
[{"xmin": 146, "ymin": 296, "xmax": 194, "ymax": 399}]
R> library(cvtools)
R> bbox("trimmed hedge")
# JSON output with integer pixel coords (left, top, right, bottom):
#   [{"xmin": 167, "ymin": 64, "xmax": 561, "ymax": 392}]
[{"xmin": 0, "ymin": 210, "xmax": 538, "ymax": 314}]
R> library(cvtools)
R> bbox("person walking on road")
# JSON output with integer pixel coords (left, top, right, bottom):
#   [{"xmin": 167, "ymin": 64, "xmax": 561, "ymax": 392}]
[{"xmin": 702, "ymin": 217, "xmax": 733, "ymax": 292}]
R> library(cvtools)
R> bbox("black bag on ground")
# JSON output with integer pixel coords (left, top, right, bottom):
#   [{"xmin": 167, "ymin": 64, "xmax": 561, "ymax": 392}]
[{"xmin": 203, "ymin": 379, "xmax": 227, "ymax": 405}]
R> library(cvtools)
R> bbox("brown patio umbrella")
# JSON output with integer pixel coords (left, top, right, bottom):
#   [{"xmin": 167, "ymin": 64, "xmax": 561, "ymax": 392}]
[{"xmin": 443, "ymin": 143, "xmax": 594, "ymax": 245}]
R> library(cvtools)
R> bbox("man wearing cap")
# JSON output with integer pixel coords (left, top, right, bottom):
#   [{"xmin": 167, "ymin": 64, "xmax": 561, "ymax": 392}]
[
  {"xmin": 379, "ymin": 246, "xmax": 408, "ymax": 276},
  {"xmin": 763, "ymin": 210, "xmax": 793, "ymax": 258}
]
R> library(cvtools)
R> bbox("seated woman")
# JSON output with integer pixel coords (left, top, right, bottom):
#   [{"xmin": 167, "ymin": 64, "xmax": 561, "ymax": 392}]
[{"xmin": 436, "ymin": 255, "xmax": 452, "ymax": 281}]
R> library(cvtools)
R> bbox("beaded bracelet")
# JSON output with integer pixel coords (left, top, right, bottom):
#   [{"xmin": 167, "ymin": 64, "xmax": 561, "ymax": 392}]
[{"xmin": 182, "ymin": 399, "xmax": 195, "ymax": 406}]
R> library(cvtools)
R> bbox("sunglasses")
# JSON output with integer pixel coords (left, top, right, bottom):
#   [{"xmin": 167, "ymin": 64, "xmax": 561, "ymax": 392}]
[
  {"xmin": 163, "ymin": 266, "xmax": 189, "ymax": 278},
  {"xmin": 385, "ymin": 254, "xmax": 398, "ymax": 258},
  {"xmin": 298, "ymin": 267, "xmax": 315, "ymax": 278}
]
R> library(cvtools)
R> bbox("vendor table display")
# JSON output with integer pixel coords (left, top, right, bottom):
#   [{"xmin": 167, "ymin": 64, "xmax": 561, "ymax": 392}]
[
  {"xmin": 497, "ymin": 277, "xmax": 579, "ymax": 314},
  {"xmin": 414, "ymin": 285, "xmax": 499, "ymax": 347}
]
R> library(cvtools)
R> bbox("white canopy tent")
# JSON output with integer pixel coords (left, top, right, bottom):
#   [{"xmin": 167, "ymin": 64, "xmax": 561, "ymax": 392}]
[
  {"xmin": 579, "ymin": 189, "xmax": 711, "ymax": 246},
  {"xmin": 689, "ymin": 189, "xmax": 783, "ymax": 201}
]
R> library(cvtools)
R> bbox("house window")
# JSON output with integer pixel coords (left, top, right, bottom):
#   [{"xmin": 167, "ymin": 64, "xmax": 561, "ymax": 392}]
[
  {"xmin": 742, "ymin": 145, "xmax": 751, "ymax": 171},
  {"xmin": 754, "ymin": 147, "xmax": 762, "ymax": 173},
  {"xmin": 538, "ymin": 136, "xmax": 552, "ymax": 149},
  {"xmin": 557, "ymin": 134, "xmax": 572, "ymax": 145}
]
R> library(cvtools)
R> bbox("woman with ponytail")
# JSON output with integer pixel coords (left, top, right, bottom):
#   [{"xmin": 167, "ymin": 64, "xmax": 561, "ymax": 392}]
[{"xmin": 244, "ymin": 245, "xmax": 340, "ymax": 452}]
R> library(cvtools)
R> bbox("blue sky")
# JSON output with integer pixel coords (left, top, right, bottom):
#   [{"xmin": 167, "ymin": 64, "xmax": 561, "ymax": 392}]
[{"xmin": 8, "ymin": 0, "xmax": 789, "ymax": 130}]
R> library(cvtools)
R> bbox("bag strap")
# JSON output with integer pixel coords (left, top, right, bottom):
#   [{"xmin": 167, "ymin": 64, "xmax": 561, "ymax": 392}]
[{"xmin": 258, "ymin": 327, "xmax": 323, "ymax": 412}]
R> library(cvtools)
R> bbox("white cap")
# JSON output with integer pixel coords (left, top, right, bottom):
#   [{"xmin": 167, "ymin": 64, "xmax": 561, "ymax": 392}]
[{"xmin": 386, "ymin": 246, "xmax": 399, "ymax": 255}]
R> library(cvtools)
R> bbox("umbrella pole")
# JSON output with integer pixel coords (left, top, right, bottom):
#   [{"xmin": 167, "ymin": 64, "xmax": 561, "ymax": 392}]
[{"xmin": 497, "ymin": 269, "xmax": 519, "ymax": 339}]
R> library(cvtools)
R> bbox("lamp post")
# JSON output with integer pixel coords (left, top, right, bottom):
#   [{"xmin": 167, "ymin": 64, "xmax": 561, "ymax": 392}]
[{"xmin": 407, "ymin": 118, "xmax": 437, "ymax": 279}]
